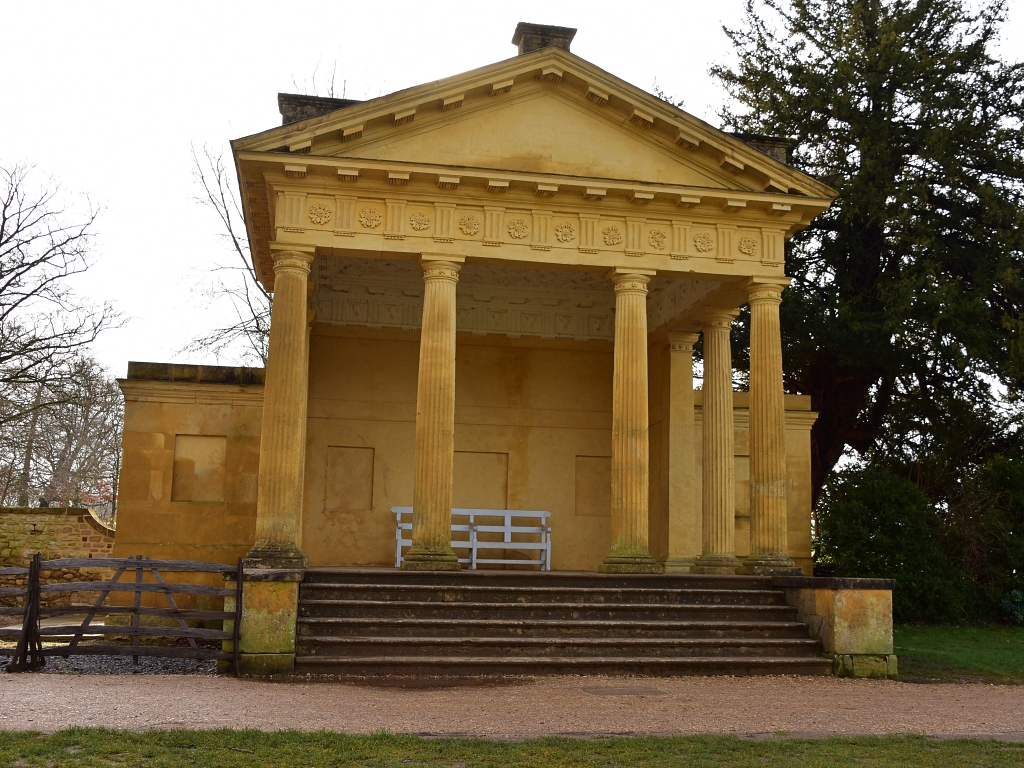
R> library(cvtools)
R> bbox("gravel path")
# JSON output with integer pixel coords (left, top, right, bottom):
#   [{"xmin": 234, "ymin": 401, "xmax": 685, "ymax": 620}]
[{"xmin": 1, "ymin": 673, "xmax": 1023, "ymax": 739}]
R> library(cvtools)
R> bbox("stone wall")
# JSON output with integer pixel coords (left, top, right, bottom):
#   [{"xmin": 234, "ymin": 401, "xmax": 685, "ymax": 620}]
[
  {"xmin": 0, "ymin": 507, "xmax": 115, "ymax": 566},
  {"xmin": 0, "ymin": 507, "xmax": 116, "ymax": 608}
]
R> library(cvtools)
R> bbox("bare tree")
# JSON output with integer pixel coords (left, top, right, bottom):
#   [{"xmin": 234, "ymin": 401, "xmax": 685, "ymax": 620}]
[
  {"xmin": 0, "ymin": 354, "xmax": 122, "ymax": 522},
  {"xmin": 0, "ymin": 164, "xmax": 117, "ymax": 424},
  {"xmin": 185, "ymin": 145, "xmax": 271, "ymax": 366}
]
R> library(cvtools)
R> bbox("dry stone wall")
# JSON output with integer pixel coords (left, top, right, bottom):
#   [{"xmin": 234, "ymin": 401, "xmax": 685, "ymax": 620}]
[
  {"xmin": 0, "ymin": 507, "xmax": 115, "ymax": 565},
  {"xmin": 0, "ymin": 507, "xmax": 116, "ymax": 607}
]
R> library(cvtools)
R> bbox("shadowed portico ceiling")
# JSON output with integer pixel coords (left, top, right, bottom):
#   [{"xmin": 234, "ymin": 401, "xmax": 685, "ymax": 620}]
[
  {"xmin": 314, "ymin": 255, "xmax": 718, "ymax": 342},
  {"xmin": 234, "ymin": 45, "xmax": 835, "ymax": 290}
]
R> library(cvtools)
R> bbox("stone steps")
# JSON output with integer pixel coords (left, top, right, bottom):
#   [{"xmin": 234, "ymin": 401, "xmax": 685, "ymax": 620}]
[
  {"xmin": 299, "ymin": 582, "xmax": 788, "ymax": 606},
  {"xmin": 293, "ymin": 654, "xmax": 832, "ymax": 677},
  {"xmin": 294, "ymin": 568, "xmax": 829, "ymax": 676},
  {"xmin": 296, "ymin": 616, "xmax": 814, "ymax": 639},
  {"xmin": 298, "ymin": 635, "xmax": 823, "ymax": 658},
  {"xmin": 299, "ymin": 598, "xmax": 798, "ymax": 622}
]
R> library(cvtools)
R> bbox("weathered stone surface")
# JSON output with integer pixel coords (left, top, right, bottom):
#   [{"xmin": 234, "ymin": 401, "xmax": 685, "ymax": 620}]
[
  {"xmin": 782, "ymin": 584, "xmax": 896, "ymax": 679},
  {"xmin": 237, "ymin": 579, "xmax": 299, "ymax": 656}
]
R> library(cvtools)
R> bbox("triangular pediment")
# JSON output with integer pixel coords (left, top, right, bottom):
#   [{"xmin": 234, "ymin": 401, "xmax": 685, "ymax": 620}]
[
  {"xmin": 234, "ymin": 47, "xmax": 836, "ymax": 200},
  {"xmin": 333, "ymin": 88, "xmax": 738, "ymax": 190}
]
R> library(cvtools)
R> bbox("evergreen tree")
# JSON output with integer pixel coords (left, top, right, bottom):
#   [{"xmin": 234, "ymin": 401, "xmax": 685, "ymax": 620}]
[{"xmin": 713, "ymin": 0, "xmax": 1024, "ymax": 501}]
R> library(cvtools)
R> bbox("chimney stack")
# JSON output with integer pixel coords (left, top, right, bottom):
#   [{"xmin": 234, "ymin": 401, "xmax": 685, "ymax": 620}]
[{"xmin": 512, "ymin": 22, "xmax": 577, "ymax": 55}]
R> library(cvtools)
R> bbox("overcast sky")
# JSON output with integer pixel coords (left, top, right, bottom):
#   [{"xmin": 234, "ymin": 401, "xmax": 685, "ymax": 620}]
[{"xmin": 3, "ymin": 1, "xmax": 1022, "ymax": 376}]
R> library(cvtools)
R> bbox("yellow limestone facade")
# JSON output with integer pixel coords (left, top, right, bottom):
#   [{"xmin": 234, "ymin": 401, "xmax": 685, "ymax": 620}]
[{"xmin": 115, "ymin": 24, "xmax": 839, "ymax": 670}]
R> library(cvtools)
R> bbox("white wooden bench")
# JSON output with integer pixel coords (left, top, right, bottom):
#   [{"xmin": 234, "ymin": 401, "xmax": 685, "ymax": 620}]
[{"xmin": 391, "ymin": 507, "xmax": 551, "ymax": 570}]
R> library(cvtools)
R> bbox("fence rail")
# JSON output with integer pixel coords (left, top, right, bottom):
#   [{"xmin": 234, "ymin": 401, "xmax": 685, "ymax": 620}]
[{"xmin": 1, "ymin": 554, "xmax": 243, "ymax": 674}]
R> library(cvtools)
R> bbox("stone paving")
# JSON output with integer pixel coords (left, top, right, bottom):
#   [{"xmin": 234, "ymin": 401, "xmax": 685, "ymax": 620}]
[{"xmin": 1, "ymin": 672, "xmax": 1022, "ymax": 739}]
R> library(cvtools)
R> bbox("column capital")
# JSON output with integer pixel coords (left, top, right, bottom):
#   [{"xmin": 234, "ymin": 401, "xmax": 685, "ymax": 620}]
[
  {"xmin": 746, "ymin": 282, "xmax": 786, "ymax": 304},
  {"xmin": 268, "ymin": 243, "xmax": 315, "ymax": 274},
  {"xmin": 667, "ymin": 332, "xmax": 700, "ymax": 353},
  {"xmin": 606, "ymin": 268, "xmax": 654, "ymax": 293},
  {"xmin": 700, "ymin": 308, "xmax": 741, "ymax": 330},
  {"xmin": 420, "ymin": 260, "xmax": 462, "ymax": 282}
]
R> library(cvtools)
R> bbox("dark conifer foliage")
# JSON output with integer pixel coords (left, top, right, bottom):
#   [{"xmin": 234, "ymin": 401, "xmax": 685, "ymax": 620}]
[{"xmin": 713, "ymin": 0, "xmax": 1024, "ymax": 502}]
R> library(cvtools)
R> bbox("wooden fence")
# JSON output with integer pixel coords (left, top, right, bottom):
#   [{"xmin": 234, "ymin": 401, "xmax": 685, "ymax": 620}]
[{"xmin": 0, "ymin": 554, "xmax": 243, "ymax": 674}]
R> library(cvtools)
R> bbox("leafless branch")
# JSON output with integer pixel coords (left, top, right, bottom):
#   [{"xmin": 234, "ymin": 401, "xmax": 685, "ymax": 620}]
[{"xmin": 185, "ymin": 145, "xmax": 271, "ymax": 365}]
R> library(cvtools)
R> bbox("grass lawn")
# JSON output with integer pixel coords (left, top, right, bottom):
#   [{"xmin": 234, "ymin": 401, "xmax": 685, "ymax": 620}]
[
  {"xmin": 895, "ymin": 624, "xmax": 1024, "ymax": 684},
  {"xmin": 0, "ymin": 730, "xmax": 1021, "ymax": 767}
]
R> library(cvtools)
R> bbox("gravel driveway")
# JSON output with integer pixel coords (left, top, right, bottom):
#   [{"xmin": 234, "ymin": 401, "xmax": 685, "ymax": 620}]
[{"xmin": 1, "ymin": 673, "xmax": 1022, "ymax": 739}]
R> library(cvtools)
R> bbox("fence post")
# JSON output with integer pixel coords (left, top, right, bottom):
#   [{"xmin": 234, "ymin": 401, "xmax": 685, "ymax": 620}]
[
  {"xmin": 6, "ymin": 553, "xmax": 44, "ymax": 672},
  {"xmin": 233, "ymin": 558, "xmax": 243, "ymax": 676}
]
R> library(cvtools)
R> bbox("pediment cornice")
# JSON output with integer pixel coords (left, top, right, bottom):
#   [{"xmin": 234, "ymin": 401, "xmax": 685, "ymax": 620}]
[{"xmin": 232, "ymin": 47, "xmax": 836, "ymax": 200}]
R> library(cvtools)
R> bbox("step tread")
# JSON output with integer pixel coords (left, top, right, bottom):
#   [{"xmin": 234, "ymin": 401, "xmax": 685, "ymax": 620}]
[
  {"xmin": 299, "ymin": 635, "xmax": 821, "ymax": 647},
  {"xmin": 295, "ymin": 654, "xmax": 831, "ymax": 666},
  {"xmin": 300, "ymin": 584, "xmax": 785, "ymax": 596},
  {"xmin": 299, "ymin": 598, "xmax": 794, "ymax": 611},
  {"xmin": 298, "ymin": 616, "xmax": 808, "ymax": 629},
  {"xmin": 302, "ymin": 567, "xmax": 772, "ymax": 582}
]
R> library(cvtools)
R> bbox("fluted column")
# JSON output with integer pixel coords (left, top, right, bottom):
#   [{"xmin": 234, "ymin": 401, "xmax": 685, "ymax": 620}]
[
  {"xmin": 694, "ymin": 309, "xmax": 742, "ymax": 574},
  {"xmin": 601, "ymin": 269, "xmax": 661, "ymax": 574},
  {"xmin": 742, "ymin": 282, "xmax": 800, "ymax": 574},
  {"xmin": 403, "ymin": 257, "xmax": 463, "ymax": 571},
  {"xmin": 663, "ymin": 332, "xmax": 700, "ymax": 573},
  {"xmin": 248, "ymin": 244, "xmax": 315, "ymax": 568}
]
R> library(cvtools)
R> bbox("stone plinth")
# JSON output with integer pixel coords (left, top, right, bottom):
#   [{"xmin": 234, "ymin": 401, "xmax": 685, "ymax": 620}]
[
  {"xmin": 774, "ymin": 576, "xmax": 897, "ymax": 679},
  {"xmin": 227, "ymin": 568, "xmax": 303, "ymax": 675}
]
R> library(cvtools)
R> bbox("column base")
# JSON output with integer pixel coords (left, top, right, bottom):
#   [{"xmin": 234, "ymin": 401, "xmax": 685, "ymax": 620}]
[
  {"xmin": 692, "ymin": 554, "xmax": 742, "ymax": 574},
  {"xmin": 834, "ymin": 654, "xmax": 898, "ymax": 679},
  {"xmin": 244, "ymin": 544, "xmax": 307, "ymax": 570},
  {"xmin": 662, "ymin": 556, "xmax": 699, "ymax": 574},
  {"xmin": 238, "ymin": 653, "xmax": 295, "ymax": 676},
  {"xmin": 600, "ymin": 555, "xmax": 663, "ymax": 574},
  {"xmin": 232, "ymin": 572, "xmax": 301, "ymax": 677},
  {"xmin": 402, "ymin": 547, "xmax": 461, "ymax": 571},
  {"xmin": 738, "ymin": 554, "xmax": 802, "ymax": 575}
]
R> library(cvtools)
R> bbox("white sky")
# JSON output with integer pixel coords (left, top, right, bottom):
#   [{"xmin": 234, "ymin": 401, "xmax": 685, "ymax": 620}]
[{"xmin": 3, "ymin": 0, "xmax": 1022, "ymax": 376}]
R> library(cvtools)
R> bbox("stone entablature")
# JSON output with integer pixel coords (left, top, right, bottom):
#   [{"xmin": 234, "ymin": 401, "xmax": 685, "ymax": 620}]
[{"xmin": 233, "ymin": 46, "xmax": 833, "ymax": 289}]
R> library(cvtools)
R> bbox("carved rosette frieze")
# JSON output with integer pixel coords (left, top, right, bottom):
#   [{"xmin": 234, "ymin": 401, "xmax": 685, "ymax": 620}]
[
  {"xmin": 530, "ymin": 211, "xmax": 551, "ymax": 250},
  {"xmin": 359, "ymin": 208, "xmax": 382, "ymax": 228},
  {"xmin": 459, "ymin": 214, "xmax": 480, "ymax": 236},
  {"xmin": 384, "ymin": 199, "xmax": 406, "ymax": 240},
  {"xmin": 308, "ymin": 202, "xmax": 332, "ymax": 225},
  {"xmin": 555, "ymin": 221, "xmax": 576, "ymax": 243},
  {"xmin": 693, "ymin": 230, "xmax": 715, "ymax": 254},
  {"xmin": 603, "ymin": 225, "xmax": 623, "ymax": 246},
  {"xmin": 409, "ymin": 212, "xmax": 431, "ymax": 231},
  {"xmin": 507, "ymin": 217, "xmax": 530, "ymax": 240},
  {"xmin": 648, "ymin": 227, "xmax": 667, "ymax": 250}
]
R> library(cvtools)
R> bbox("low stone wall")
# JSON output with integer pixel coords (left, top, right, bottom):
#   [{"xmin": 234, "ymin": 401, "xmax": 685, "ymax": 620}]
[
  {"xmin": 0, "ymin": 507, "xmax": 115, "ymax": 565},
  {"xmin": 0, "ymin": 507, "xmax": 116, "ymax": 609},
  {"xmin": 773, "ymin": 575, "xmax": 898, "ymax": 679}
]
